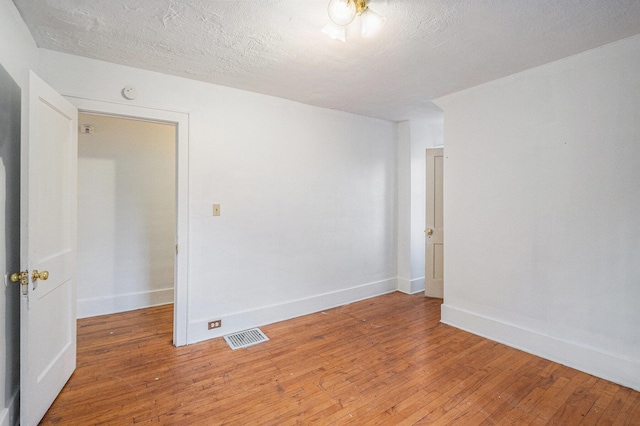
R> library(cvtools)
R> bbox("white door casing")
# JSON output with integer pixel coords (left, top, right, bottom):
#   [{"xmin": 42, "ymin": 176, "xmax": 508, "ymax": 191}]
[
  {"xmin": 66, "ymin": 97, "xmax": 190, "ymax": 346},
  {"xmin": 425, "ymin": 148, "xmax": 444, "ymax": 298},
  {"xmin": 19, "ymin": 71, "xmax": 78, "ymax": 425}
]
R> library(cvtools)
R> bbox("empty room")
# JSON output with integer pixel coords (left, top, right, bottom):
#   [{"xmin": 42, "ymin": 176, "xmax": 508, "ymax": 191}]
[{"xmin": 1, "ymin": 0, "xmax": 639, "ymax": 424}]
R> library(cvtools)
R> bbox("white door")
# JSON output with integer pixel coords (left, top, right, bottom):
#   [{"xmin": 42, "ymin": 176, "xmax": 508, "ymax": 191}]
[
  {"xmin": 425, "ymin": 148, "xmax": 444, "ymax": 298},
  {"xmin": 18, "ymin": 71, "xmax": 78, "ymax": 425}
]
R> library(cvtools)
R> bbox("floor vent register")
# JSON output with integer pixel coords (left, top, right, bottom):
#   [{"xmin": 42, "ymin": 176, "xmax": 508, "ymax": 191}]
[{"xmin": 224, "ymin": 328, "xmax": 269, "ymax": 350}]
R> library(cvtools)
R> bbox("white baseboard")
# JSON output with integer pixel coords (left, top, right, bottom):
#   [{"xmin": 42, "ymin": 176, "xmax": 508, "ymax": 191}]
[
  {"xmin": 410, "ymin": 277, "xmax": 425, "ymax": 294},
  {"xmin": 0, "ymin": 389, "xmax": 18, "ymax": 426},
  {"xmin": 397, "ymin": 277, "xmax": 424, "ymax": 295},
  {"xmin": 77, "ymin": 288, "xmax": 174, "ymax": 318},
  {"xmin": 441, "ymin": 304, "xmax": 640, "ymax": 391},
  {"xmin": 188, "ymin": 278, "xmax": 397, "ymax": 344},
  {"xmin": 397, "ymin": 277, "xmax": 411, "ymax": 294}
]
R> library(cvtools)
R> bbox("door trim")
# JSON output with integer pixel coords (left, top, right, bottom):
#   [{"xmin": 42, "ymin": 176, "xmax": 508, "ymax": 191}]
[{"xmin": 65, "ymin": 96, "xmax": 189, "ymax": 346}]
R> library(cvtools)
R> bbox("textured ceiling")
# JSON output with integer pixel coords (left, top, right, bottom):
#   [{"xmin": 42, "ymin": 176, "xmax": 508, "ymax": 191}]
[{"xmin": 13, "ymin": 0, "xmax": 640, "ymax": 121}]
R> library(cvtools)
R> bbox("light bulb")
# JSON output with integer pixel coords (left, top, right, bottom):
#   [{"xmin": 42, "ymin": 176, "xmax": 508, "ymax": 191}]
[
  {"xmin": 360, "ymin": 7, "xmax": 386, "ymax": 38},
  {"xmin": 322, "ymin": 22, "xmax": 346, "ymax": 42},
  {"xmin": 327, "ymin": 0, "xmax": 357, "ymax": 26}
]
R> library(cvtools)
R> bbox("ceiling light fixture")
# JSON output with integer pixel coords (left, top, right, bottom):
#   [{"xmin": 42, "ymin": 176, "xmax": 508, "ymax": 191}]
[{"xmin": 322, "ymin": 0, "xmax": 386, "ymax": 42}]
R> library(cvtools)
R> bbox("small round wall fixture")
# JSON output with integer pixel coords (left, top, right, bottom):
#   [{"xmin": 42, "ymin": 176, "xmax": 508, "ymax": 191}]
[{"xmin": 122, "ymin": 86, "xmax": 138, "ymax": 100}]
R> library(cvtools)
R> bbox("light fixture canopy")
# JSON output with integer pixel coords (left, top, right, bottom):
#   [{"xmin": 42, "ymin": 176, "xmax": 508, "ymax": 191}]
[{"xmin": 323, "ymin": 0, "xmax": 385, "ymax": 42}]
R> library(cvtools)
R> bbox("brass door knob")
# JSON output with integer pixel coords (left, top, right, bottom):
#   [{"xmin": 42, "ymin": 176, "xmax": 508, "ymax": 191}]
[
  {"xmin": 426, "ymin": 228, "xmax": 433, "ymax": 236},
  {"xmin": 32, "ymin": 270, "xmax": 49, "ymax": 281},
  {"xmin": 10, "ymin": 272, "xmax": 25, "ymax": 283}
]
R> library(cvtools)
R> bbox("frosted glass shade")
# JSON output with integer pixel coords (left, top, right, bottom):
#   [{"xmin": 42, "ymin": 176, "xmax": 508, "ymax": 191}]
[
  {"xmin": 327, "ymin": 0, "xmax": 357, "ymax": 26},
  {"xmin": 322, "ymin": 22, "xmax": 346, "ymax": 42},
  {"xmin": 360, "ymin": 7, "xmax": 386, "ymax": 38}
]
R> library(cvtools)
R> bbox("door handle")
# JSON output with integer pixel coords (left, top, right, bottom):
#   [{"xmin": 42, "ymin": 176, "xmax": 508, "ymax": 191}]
[
  {"xmin": 10, "ymin": 270, "xmax": 48, "ymax": 283},
  {"xmin": 10, "ymin": 271, "xmax": 29, "ymax": 295},
  {"xmin": 32, "ymin": 270, "xmax": 49, "ymax": 281},
  {"xmin": 10, "ymin": 270, "xmax": 48, "ymax": 295},
  {"xmin": 10, "ymin": 271, "xmax": 28, "ymax": 284},
  {"xmin": 426, "ymin": 228, "xmax": 433, "ymax": 236}
]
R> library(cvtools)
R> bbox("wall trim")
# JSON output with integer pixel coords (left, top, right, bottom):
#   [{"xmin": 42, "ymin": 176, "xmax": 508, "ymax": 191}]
[
  {"xmin": 441, "ymin": 304, "xmax": 640, "ymax": 392},
  {"xmin": 410, "ymin": 277, "xmax": 425, "ymax": 294},
  {"xmin": 397, "ymin": 277, "xmax": 411, "ymax": 294},
  {"xmin": 398, "ymin": 277, "xmax": 425, "ymax": 294},
  {"xmin": 64, "ymin": 96, "xmax": 189, "ymax": 346},
  {"xmin": 77, "ymin": 288, "xmax": 173, "ymax": 318},
  {"xmin": 187, "ymin": 278, "xmax": 397, "ymax": 345},
  {"xmin": 0, "ymin": 389, "xmax": 18, "ymax": 426}
]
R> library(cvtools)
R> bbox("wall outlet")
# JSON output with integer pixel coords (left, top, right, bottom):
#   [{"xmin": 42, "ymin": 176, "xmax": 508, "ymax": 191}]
[{"xmin": 208, "ymin": 320, "xmax": 222, "ymax": 330}]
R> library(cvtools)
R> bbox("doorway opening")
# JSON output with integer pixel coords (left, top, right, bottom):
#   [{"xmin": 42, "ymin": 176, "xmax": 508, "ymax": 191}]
[
  {"xmin": 69, "ymin": 97, "xmax": 189, "ymax": 346},
  {"xmin": 77, "ymin": 113, "xmax": 176, "ymax": 321}
]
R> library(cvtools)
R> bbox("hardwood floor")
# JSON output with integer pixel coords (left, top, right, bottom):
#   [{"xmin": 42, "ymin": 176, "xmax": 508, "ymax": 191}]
[{"xmin": 42, "ymin": 292, "xmax": 639, "ymax": 425}]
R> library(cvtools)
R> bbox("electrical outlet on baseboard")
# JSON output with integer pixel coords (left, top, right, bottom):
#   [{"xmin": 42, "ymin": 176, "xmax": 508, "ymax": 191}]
[{"xmin": 208, "ymin": 320, "xmax": 222, "ymax": 330}]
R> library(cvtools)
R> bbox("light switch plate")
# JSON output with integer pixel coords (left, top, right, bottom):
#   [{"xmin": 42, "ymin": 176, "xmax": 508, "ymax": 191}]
[{"xmin": 213, "ymin": 204, "xmax": 221, "ymax": 216}]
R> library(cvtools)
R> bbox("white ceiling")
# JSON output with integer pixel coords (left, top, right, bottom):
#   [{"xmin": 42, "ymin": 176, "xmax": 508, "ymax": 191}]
[{"xmin": 13, "ymin": 0, "xmax": 640, "ymax": 122}]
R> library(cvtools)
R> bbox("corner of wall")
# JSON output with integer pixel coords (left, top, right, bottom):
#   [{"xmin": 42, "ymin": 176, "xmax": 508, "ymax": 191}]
[
  {"xmin": 397, "ymin": 277, "xmax": 411, "ymax": 294},
  {"xmin": 398, "ymin": 277, "xmax": 425, "ymax": 295},
  {"xmin": 396, "ymin": 121, "xmax": 412, "ymax": 281}
]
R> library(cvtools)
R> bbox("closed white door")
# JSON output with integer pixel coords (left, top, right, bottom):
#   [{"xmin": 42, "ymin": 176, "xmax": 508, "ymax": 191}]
[
  {"xmin": 18, "ymin": 71, "xmax": 78, "ymax": 425},
  {"xmin": 425, "ymin": 148, "xmax": 444, "ymax": 298}
]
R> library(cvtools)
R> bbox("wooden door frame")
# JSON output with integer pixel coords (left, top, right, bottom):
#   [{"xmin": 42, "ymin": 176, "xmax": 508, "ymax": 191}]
[{"xmin": 65, "ymin": 97, "xmax": 189, "ymax": 346}]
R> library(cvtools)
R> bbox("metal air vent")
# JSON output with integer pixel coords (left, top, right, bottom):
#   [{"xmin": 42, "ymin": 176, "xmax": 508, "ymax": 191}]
[{"xmin": 224, "ymin": 328, "xmax": 269, "ymax": 350}]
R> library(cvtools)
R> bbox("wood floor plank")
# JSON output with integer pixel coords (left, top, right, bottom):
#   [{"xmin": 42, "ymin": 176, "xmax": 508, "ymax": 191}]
[
  {"xmin": 612, "ymin": 391, "xmax": 640, "ymax": 426},
  {"xmin": 40, "ymin": 292, "xmax": 639, "ymax": 425},
  {"xmin": 579, "ymin": 381, "xmax": 621, "ymax": 425}
]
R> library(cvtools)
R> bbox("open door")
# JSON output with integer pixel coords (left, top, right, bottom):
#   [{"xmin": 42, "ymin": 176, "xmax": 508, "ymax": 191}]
[
  {"xmin": 15, "ymin": 71, "xmax": 78, "ymax": 425},
  {"xmin": 425, "ymin": 148, "xmax": 443, "ymax": 298}
]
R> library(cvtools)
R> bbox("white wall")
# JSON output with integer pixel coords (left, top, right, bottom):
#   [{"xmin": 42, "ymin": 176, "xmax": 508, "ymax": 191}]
[
  {"xmin": 0, "ymin": 0, "xmax": 38, "ymax": 84},
  {"xmin": 38, "ymin": 49, "xmax": 398, "ymax": 343},
  {"xmin": 0, "ymin": 65, "xmax": 21, "ymax": 426},
  {"xmin": 435, "ymin": 34, "xmax": 640, "ymax": 390},
  {"xmin": 77, "ymin": 114, "xmax": 175, "ymax": 317},
  {"xmin": 0, "ymin": 1, "xmax": 38, "ymax": 424},
  {"xmin": 397, "ymin": 113, "xmax": 444, "ymax": 294}
]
